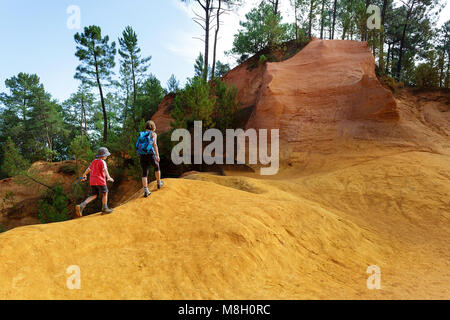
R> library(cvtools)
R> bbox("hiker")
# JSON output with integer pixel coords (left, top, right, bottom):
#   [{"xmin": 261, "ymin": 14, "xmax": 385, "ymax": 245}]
[
  {"xmin": 75, "ymin": 147, "xmax": 114, "ymax": 217},
  {"xmin": 136, "ymin": 120, "xmax": 163, "ymax": 197}
]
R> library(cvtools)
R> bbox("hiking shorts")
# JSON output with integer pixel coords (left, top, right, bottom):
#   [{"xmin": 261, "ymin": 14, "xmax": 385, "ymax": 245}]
[
  {"xmin": 91, "ymin": 185, "xmax": 108, "ymax": 197},
  {"xmin": 140, "ymin": 153, "xmax": 160, "ymax": 178}
]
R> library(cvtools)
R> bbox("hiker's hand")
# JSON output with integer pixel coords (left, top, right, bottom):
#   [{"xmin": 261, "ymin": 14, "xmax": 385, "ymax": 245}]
[
  {"xmin": 82, "ymin": 176, "xmax": 87, "ymax": 181},
  {"xmin": 156, "ymin": 156, "xmax": 160, "ymax": 162},
  {"xmin": 108, "ymin": 177, "xmax": 114, "ymax": 183}
]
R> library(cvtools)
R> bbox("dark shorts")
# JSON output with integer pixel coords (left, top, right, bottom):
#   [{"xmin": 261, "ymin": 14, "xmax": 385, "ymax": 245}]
[
  {"xmin": 140, "ymin": 153, "xmax": 160, "ymax": 178},
  {"xmin": 91, "ymin": 185, "xmax": 108, "ymax": 197}
]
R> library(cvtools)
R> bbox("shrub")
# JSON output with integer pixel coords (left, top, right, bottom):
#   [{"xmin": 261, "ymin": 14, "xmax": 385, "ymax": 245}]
[
  {"xmin": 415, "ymin": 63, "xmax": 439, "ymax": 88},
  {"xmin": 258, "ymin": 54, "xmax": 268, "ymax": 65},
  {"xmin": 0, "ymin": 224, "xmax": 5, "ymax": 233},
  {"xmin": 212, "ymin": 79, "xmax": 239, "ymax": 132},
  {"xmin": 1, "ymin": 137, "xmax": 30, "ymax": 177},
  {"xmin": 229, "ymin": 2, "xmax": 294, "ymax": 59},
  {"xmin": 1, "ymin": 191, "xmax": 15, "ymax": 211},
  {"xmin": 171, "ymin": 77, "xmax": 216, "ymax": 130},
  {"xmin": 379, "ymin": 74, "xmax": 399, "ymax": 93},
  {"xmin": 69, "ymin": 136, "xmax": 94, "ymax": 163},
  {"xmin": 38, "ymin": 185, "xmax": 70, "ymax": 223}
]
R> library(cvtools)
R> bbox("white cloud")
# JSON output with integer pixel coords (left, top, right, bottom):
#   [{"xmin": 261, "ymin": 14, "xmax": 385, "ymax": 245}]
[
  {"xmin": 168, "ymin": 0, "xmax": 302, "ymax": 68},
  {"xmin": 168, "ymin": 0, "xmax": 262, "ymax": 68}
]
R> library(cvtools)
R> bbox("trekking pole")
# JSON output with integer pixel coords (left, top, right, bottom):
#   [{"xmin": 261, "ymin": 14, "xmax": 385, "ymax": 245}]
[{"xmin": 74, "ymin": 176, "xmax": 87, "ymax": 186}]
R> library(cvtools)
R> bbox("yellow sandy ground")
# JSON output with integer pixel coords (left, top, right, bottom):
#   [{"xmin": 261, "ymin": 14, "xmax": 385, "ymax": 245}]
[{"xmin": 0, "ymin": 146, "xmax": 448, "ymax": 299}]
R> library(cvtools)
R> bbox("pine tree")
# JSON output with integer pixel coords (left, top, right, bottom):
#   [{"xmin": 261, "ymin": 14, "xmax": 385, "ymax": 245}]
[
  {"xmin": 74, "ymin": 25, "xmax": 116, "ymax": 143},
  {"xmin": 1, "ymin": 137, "xmax": 30, "ymax": 177},
  {"xmin": 118, "ymin": 26, "xmax": 151, "ymax": 107},
  {"xmin": 63, "ymin": 84, "xmax": 95, "ymax": 143},
  {"xmin": 215, "ymin": 61, "xmax": 231, "ymax": 77},
  {"xmin": 167, "ymin": 74, "xmax": 180, "ymax": 93}
]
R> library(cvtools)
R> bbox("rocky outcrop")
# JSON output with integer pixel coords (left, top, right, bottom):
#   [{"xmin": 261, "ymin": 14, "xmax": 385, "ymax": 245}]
[
  {"xmin": 152, "ymin": 39, "xmax": 399, "ymax": 161},
  {"xmin": 151, "ymin": 93, "xmax": 176, "ymax": 133},
  {"xmin": 245, "ymin": 39, "xmax": 399, "ymax": 147}
]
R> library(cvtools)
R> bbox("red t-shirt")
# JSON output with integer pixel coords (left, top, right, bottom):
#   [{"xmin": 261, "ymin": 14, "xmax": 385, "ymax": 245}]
[{"xmin": 89, "ymin": 159, "xmax": 107, "ymax": 186}]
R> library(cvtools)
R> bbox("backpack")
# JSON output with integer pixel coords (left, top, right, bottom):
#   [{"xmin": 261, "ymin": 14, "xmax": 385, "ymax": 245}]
[{"xmin": 136, "ymin": 131, "xmax": 154, "ymax": 155}]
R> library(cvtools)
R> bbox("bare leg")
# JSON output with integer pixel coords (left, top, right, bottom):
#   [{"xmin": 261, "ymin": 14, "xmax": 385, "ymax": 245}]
[
  {"xmin": 155, "ymin": 170, "xmax": 161, "ymax": 184},
  {"xmin": 83, "ymin": 194, "xmax": 97, "ymax": 205},
  {"xmin": 76, "ymin": 195, "xmax": 97, "ymax": 217},
  {"xmin": 102, "ymin": 193, "xmax": 108, "ymax": 207},
  {"xmin": 142, "ymin": 177, "xmax": 148, "ymax": 189}
]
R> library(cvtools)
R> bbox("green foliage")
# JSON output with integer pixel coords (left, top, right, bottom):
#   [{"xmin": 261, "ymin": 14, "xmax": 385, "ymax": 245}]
[
  {"xmin": 0, "ymin": 73, "xmax": 67, "ymax": 163},
  {"xmin": 74, "ymin": 25, "xmax": 116, "ymax": 87},
  {"xmin": 118, "ymin": 25, "xmax": 152, "ymax": 107},
  {"xmin": 118, "ymin": 26, "xmax": 151, "ymax": 83},
  {"xmin": 379, "ymin": 74, "xmax": 400, "ymax": 93},
  {"xmin": 69, "ymin": 135, "xmax": 94, "ymax": 163},
  {"xmin": 258, "ymin": 54, "xmax": 268, "ymax": 65},
  {"xmin": 171, "ymin": 77, "xmax": 216, "ymax": 130},
  {"xmin": 135, "ymin": 74, "xmax": 167, "ymax": 122},
  {"xmin": 0, "ymin": 224, "xmax": 5, "ymax": 233},
  {"xmin": 74, "ymin": 25, "xmax": 116, "ymax": 143},
  {"xmin": 230, "ymin": 2, "xmax": 294, "ymax": 58},
  {"xmin": 212, "ymin": 79, "xmax": 239, "ymax": 132},
  {"xmin": 1, "ymin": 137, "xmax": 55, "ymax": 191},
  {"xmin": 62, "ymin": 84, "xmax": 95, "ymax": 146},
  {"xmin": 167, "ymin": 74, "xmax": 180, "ymax": 93},
  {"xmin": 415, "ymin": 63, "xmax": 440, "ymax": 88},
  {"xmin": 214, "ymin": 61, "xmax": 231, "ymax": 78},
  {"xmin": 37, "ymin": 185, "xmax": 70, "ymax": 224},
  {"xmin": 194, "ymin": 53, "xmax": 211, "ymax": 79},
  {"xmin": 1, "ymin": 137, "xmax": 30, "ymax": 177},
  {"xmin": 171, "ymin": 76, "xmax": 239, "ymax": 134},
  {"xmin": 1, "ymin": 191, "xmax": 15, "ymax": 211}
]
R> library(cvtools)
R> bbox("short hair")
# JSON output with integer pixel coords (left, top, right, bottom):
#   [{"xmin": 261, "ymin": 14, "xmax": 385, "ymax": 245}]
[{"xmin": 145, "ymin": 120, "xmax": 156, "ymax": 131}]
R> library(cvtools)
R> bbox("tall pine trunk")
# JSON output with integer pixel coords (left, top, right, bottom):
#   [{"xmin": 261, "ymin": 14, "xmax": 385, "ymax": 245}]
[
  {"xmin": 364, "ymin": 0, "xmax": 370, "ymax": 41},
  {"xmin": 94, "ymin": 53, "xmax": 108, "ymax": 143},
  {"xmin": 320, "ymin": 0, "xmax": 325, "ymax": 39},
  {"xmin": 295, "ymin": 3, "xmax": 299, "ymax": 42},
  {"xmin": 396, "ymin": 0, "xmax": 415, "ymax": 80},
  {"xmin": 273, "ymin": 0, "xmax": 279, "ymax": 14},
  {"xmin": 81, "ymin": 95, "xmax": 84, "ymax": 141},
  {"xmin": 308, "ymin": 0, "xmax": 314, "ymax": 38},
  {"xmin": 211, "ymin": 0, "xmax": 222, "ymax": 80},
  {"xmin": 331, "ymin": 0, "xmax": 337, "ymax": 39},
  {"xmin": 386, "ymin": 42, "xmax": 392, "ymax": 74},
  {"xmin": 379, "ymin": 0, "xmax": 388, "ymax": 72},
  {"xmin": 203, "ymin": 0, "xmax": 211, "ymax": 81},
  {"xmin": 131, "ymin": 58, "xmax": 137, "ymax": 106}
]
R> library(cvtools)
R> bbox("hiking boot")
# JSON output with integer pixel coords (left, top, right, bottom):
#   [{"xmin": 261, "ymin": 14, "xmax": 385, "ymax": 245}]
[
  {"xmin": 157, "ymin": 181, "xmax": 164, "ymax": 190},
  {"xmin": 144, "ymin": 189, "xmax": 151, "ymax": 198},
  {"xmin": 101, "ymin": 206, "xmax": 114, "ymax": 215},
  {"xmin": 75, "ymin": 203, "xmax": 85, "ymax": 217}
]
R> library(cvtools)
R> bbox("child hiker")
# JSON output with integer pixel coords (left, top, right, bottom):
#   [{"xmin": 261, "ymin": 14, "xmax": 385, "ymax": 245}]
[
  {"xmin": 136, "ymin": 120, "xmax": 163, "ymax": 197},
  {"xmin": 75, "ymin": 147, "xmax": 114, "ymax": 217}
]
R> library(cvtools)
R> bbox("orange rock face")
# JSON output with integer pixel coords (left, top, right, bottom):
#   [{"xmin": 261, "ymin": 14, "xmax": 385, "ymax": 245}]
[
  {"xmin": 245, "ymin": 39, "xmax": 399, "ymax": 147},
  {"xmin": 222, "ymin": 58, "xmax": 265, "ymax": 110},
  {"xmin": 153, "ymin": 40, "xmax": 398, "ymax": 161},
  {"xmin": 151, "ymin": 93, "xmax": 175, "ymax": 134}
]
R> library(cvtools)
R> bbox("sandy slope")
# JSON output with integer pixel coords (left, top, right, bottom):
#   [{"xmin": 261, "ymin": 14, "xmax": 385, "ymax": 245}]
[
  {"xmin": 0, "ymin": 145, "xmax": 448, "ymax": 299},
  {"xmin": 1, "ymin": 39, "xmax": 448, "ymax": 299}
]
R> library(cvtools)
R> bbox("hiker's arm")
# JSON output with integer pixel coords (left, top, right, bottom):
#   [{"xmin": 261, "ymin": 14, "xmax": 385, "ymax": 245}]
[
  {"xmin": 153, "ymin": 133, "xmax": 160, "ymax": 162},
  {"xmin": 104, "ymin": 166, "xmax": 114, "ymax": 182},
  {"xmin": 82, "ymin": 168, "xmax": 90, "ymax": 180}
]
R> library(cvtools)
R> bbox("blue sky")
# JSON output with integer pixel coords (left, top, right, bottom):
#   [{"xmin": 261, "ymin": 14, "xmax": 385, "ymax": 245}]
[
  {"xmin": 0, "ymin": 0, "xmax": 212, "ymax": 101},
  {"xmin": 0, "ymin": 0, "xmax": 449, "ymax": 102}
]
